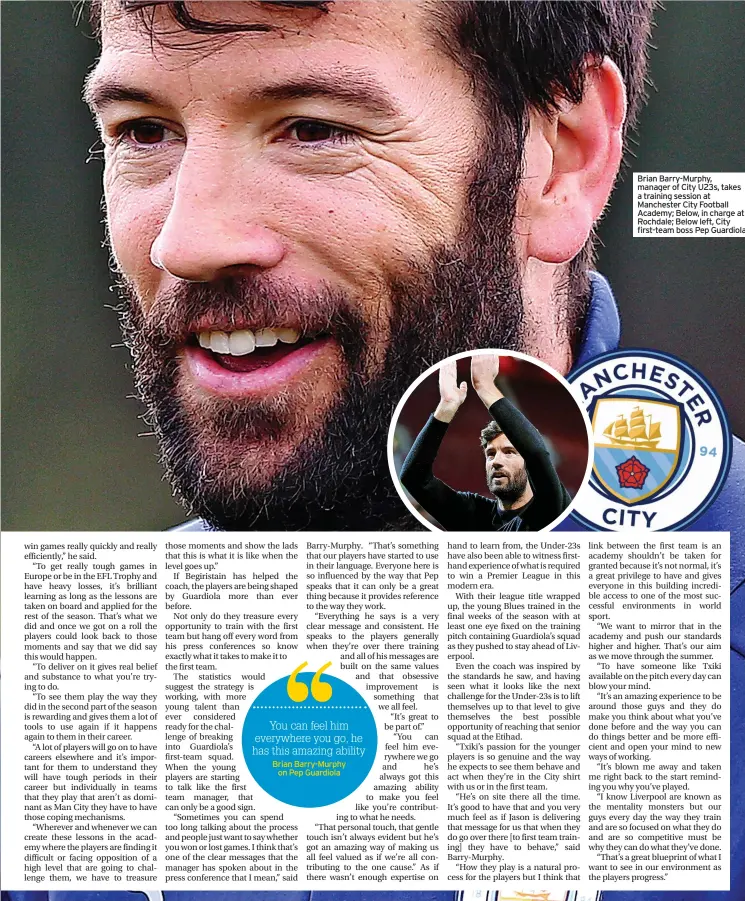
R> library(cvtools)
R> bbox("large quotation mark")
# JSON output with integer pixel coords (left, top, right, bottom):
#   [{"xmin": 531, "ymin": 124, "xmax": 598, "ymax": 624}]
[{"xmin": 287, "ymin": 661, "xmax": 333, "ymax": 703}]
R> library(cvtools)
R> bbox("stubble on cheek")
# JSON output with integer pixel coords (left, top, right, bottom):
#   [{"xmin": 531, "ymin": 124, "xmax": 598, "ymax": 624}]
[{"xmin": 119, "ymin": 270, "xmax": 394, "ymax": 501}]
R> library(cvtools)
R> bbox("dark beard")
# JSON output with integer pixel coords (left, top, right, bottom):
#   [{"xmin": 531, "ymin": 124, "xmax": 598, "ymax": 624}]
[
  {"xmin": 117, "ymin": 161, "xmax": 526, "ymax": 530},
  {"xmin": 489, "ymin": 467, "xmax": 529, "ymax": 506}
]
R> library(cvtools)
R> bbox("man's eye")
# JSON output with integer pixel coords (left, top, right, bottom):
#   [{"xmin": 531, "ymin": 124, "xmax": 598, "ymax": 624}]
[
  {"xmin": 114, "ymin": 120, "xmax": 181, "ymax": 148},
  {"xmin": 287, "ymin": 120, "xmax": 354, "ymax": 145}
]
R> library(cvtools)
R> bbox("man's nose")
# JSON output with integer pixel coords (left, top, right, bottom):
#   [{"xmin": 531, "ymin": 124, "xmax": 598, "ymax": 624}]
[{"xmin": 150, "ymin": 147, "xmax": 286, "ymax": 282}]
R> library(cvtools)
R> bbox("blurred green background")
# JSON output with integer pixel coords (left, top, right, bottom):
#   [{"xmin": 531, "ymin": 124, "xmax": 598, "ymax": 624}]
[{"xmin": 3, "ymin": 1, "xmax": 744, "ymax": 530}]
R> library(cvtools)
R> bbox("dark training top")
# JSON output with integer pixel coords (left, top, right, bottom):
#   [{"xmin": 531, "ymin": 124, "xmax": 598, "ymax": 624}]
[{"xmin": 399, "ymin": 397, "xmax": 571, "ymax": 531}]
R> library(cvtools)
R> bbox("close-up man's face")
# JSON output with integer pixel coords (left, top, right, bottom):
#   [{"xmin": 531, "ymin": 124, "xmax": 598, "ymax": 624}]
[
  {"xmin": 87, "ymin": 0, "xmax": 627, "ymax": 529},
  {"xmin": 484, "ymin": 434, "xmax": 528, "ymax": 503},
  {"xmin": 87, "ymin": 0, "xmax": 530, "ymax": 528}
]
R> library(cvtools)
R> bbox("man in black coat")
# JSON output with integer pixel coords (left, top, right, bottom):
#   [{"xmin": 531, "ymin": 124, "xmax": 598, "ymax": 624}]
[{"xmin": 401, "ymin": 355, "xmax": 571, "ymax": 531}]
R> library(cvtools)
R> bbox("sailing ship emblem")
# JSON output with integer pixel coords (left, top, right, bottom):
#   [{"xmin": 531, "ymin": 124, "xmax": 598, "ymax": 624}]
[
  {"xmin": 603, "ymin": 405, "xmax": 662, "ymax": 450},
  {"xmin": 591, "ymin": 398, "xmax": 682, "ymax": 504}
]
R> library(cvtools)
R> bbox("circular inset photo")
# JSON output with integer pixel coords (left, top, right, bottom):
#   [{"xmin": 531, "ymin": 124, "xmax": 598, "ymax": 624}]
[{"xmin": 389, "ymin": 351, "xmax": 592, "ymax": 532}]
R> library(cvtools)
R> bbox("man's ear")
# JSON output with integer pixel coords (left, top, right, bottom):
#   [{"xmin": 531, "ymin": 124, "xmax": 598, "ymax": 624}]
[{"xmin": 518, "ymin": 57, "xmax": 627, "ymax": 265}]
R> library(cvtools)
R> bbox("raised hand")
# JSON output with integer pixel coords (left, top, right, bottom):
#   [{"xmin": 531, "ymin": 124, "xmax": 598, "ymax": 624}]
[
  {"xmin": 471, "ymin": 353, "xmax": 503, "ymax": 409},
  {"xmin": 434, "ymin": 359, "xmax": 468, "ymax": 422}
]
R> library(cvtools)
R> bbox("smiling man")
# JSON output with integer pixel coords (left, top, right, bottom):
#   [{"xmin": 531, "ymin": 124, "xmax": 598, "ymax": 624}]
[{"xmin": 83, "ymin": 0, "xmax": 650, "ymax": 531}]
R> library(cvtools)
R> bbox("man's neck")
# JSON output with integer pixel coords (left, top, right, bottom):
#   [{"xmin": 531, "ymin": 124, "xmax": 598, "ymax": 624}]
[
  {"xmin": 500, "ymin": 485, "xmax": 534, "ymax": 512},
  {"xmin": 521, "ymin": 259, "xmax": 585, "ymax": 375}
]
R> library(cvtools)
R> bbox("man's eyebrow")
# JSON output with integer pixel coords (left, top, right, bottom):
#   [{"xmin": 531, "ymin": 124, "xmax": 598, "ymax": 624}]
[
  {"xmin": 84, "ymin": 77, "xmax": 167, "ymax": 113},
  {"xmin": 257, "ymin": 73, "xmax": 404, "ymax": 118},
  {"xmin": 84, "ymin": 71, "xmax": 403, "ymax": 119}
]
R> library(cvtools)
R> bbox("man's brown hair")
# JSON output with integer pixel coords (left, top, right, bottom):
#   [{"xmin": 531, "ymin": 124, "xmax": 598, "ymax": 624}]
[{"xmin": 480, "ymin": 420, "xmax": 505, "ymax": 450}]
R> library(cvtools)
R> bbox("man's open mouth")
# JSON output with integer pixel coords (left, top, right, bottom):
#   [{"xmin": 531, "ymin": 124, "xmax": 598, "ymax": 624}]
[
  {"xmin": 192, "ymin": 327, "xmax": 326, "ymax": 373},
  {"xmin": 183, "ymin": 326, "xmax": 335, "ymax": 395}
]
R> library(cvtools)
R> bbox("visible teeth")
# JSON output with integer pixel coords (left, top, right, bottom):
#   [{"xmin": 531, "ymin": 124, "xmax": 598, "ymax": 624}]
[
  {"xmin": 210, "ymin": 331, "xmax": 230, "ymax": 353},
  {"xmin": 255, "ymin": 328, "xmax": 278, "ymax": 347},
  {"xmin": 198, "ymin": 327, "xmax": 303, "ymax": 355},
  {"xmin": 276, "ymin": 328, "xmax": 300, "ymax": 344},
  {"xmin": 228, "ymin": 330, "xmax": 256, "ymax": 356}
]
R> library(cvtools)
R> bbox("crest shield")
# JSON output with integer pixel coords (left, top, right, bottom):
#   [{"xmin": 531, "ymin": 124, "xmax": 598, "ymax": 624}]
[{"xmin": 591, "ymin": 397, "xmax": 681, "ymax": 504}]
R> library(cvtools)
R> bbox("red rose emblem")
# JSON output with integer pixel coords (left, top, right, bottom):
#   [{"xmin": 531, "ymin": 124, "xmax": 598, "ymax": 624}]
[{"xmin": 616, "ymin": 455, "xmax": 650, "ymax": 489}]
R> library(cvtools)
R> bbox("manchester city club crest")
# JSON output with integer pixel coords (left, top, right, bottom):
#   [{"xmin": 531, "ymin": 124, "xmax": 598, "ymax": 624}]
[{"xmin": 568, "ymin": 350, "xmax": 731, "ymax": 531}]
